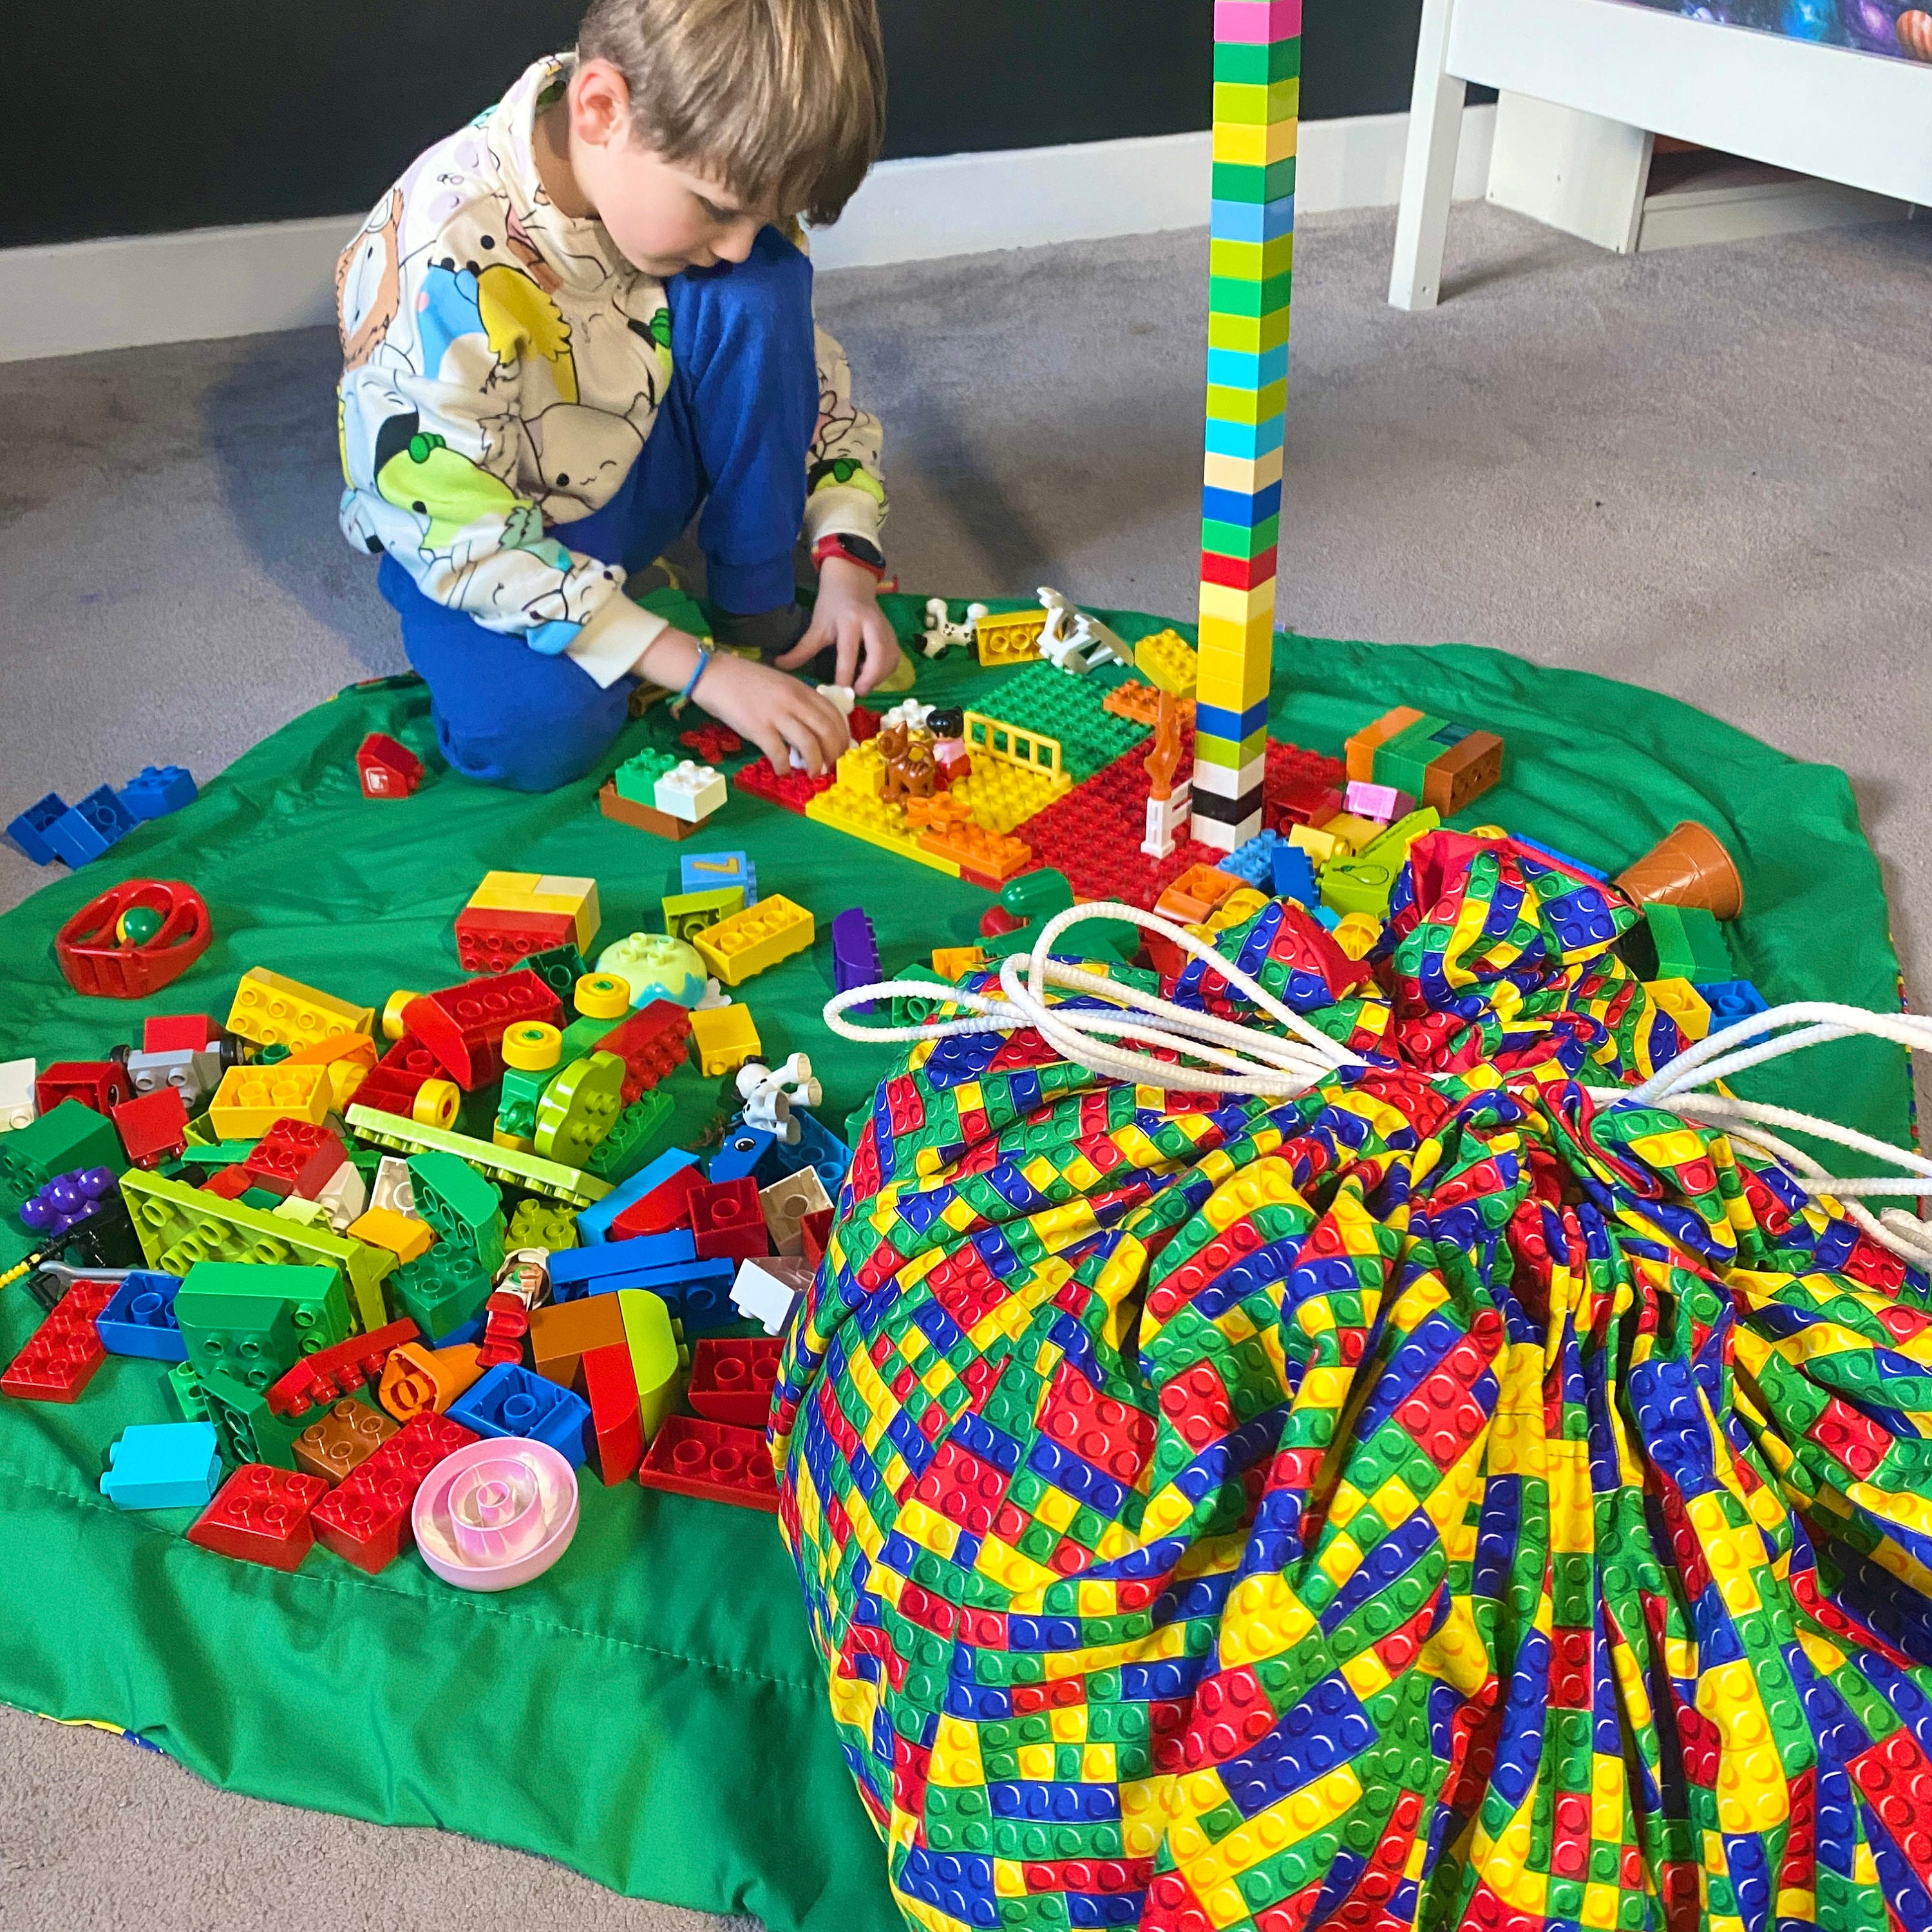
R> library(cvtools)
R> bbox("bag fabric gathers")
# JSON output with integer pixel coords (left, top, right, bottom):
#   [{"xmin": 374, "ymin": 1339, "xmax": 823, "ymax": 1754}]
[{"xmin": 775, "ymin": 829, "xmax": 1932, "ymax": 1932}]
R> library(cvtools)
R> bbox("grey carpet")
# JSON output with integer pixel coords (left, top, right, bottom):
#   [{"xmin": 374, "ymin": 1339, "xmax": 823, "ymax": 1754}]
[{"xmin": 1, "ymin": 199, "xmax": 1929, "ymax": 1927}]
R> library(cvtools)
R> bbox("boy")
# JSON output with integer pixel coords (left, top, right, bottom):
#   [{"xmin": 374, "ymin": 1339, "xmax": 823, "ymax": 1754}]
[{"xmin": 335, "ymin": 0, "xmax": 900, "ymax": 791}]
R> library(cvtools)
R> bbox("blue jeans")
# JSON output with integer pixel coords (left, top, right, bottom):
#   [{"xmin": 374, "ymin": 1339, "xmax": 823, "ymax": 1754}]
[{"xmin": 378, "ymin": 225, "xmax": 818, "ymax": 791}]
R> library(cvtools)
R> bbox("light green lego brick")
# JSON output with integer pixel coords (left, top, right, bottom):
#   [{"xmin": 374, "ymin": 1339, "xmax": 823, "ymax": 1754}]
[
  {"xmin": 1212, "ymin": 77, "xmax": 1300, "ymax": 124},
  {"xmin": 1211, "ymin": 157, "xmax": 1296, "ymax": 204},
  {"xmin": 1213, "ymin": 39, "xmax": 1300, "ymax": 84},
  {"xmin": 345, "ymin": 1105, "xmax": 609, "ymax": 1208},
  {"xmin": 1209, "ymin": 234, "xmax": 1294, "ymax": 282},
  {"xmin": 1208, "ymin": 307, "xmax": 1291, "ymax": 354},
  {"xmin": 586, "ymin": 1088, "xmax": 676, "ymax": 1183},
  {"xmin": 1191, "ymin": 728, "xmax": 1269, "ymax": 773},
  {"xmin": 120, "ymin": 1169, "xmax": 392, "ymax": 1333},
  {"xmin": 1206, "ymin": 377, "xmax": 1290, "ymax": 425}
]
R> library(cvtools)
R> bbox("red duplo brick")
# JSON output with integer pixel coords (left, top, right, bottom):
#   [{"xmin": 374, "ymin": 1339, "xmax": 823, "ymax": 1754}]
[
  {"xmin": 144, "ymin": 1014, "xmax": 213, "ymax": 1053},
  {"xmin": 200, "ymin": 1164, "xmax": 254, "ymax": 1200},
  {"xmin": 310, "ymin": 1410, "xmax": 479, "ymax": 1572},
  {"xmin": 351, "ymin": 1033, "xmax": 449, "ymax": 1115},
  {"xmin": 35, "ymin": 1061, "xmax": 131, "ymax": 1117},
  {"xmin": 1, "ymin": 1280, "xmax": 115, "ymax": 1401},
  {"xmin": 687, "ymin": 1336, "xmax": 782, "ymax": 1428},
  {"xmin": 267, "ymin": 1317, "xmax": 421, "ymax": 1417},
  {"xmin": 112, "ymin": 1086, "xmax": 189, "ymax": 1168},
  {"xmin": 690, "ymin": 1176, "xmax": 770, "ymax": 1260},
  {"xmin": 187, "ymin": 1464, "xmax": 333, "ymax": 1570},
  {"xmin": 356, "ymin": 732, "xmax": 424, "ymax": 799},
  {"xmin": 455, "ymin": 905, "xmax": 575, "ymax": 976},
  {"xmin": 638, "ymin": 1414, "xmax": 779, "ymax": 1511},
  {"xmin": 595, "ymin": 1000, "xmax": 689, "ymax": 1107},
  {"xmin": 582, "ymin": 1341, "xmax": 643, "ymax": 1484},
  {"xmin": 799, "ymin": 1209, "xmax": 833, "ymax": 1269},
  {"xmin": 610, "ymin": 1162, "xmax": 706, "ymax": 1240},
  {"xmin": 240, "ymin": 1119, "xmax": 348, "ymax": 1199},
  {"xmin": 408, "ymin": 969, "xmax": 562, "ymax": 1088}
]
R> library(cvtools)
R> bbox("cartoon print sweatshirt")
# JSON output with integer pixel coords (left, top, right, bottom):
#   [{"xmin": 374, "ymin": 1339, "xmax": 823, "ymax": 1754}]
[{"xmin": 335, "ymin": 54, "xmax": 886, "ymax": 687}]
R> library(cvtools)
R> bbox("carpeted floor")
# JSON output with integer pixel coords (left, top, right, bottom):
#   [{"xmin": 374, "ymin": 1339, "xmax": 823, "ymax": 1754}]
[{"xmin": 1, "ymin": 197, "xmax": 1928, "ymax": 1927}]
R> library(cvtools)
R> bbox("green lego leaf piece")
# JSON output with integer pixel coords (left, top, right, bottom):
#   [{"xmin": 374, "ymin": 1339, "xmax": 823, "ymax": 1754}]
[
  {"xmin": 119, "ymin": 1169, "xmax": 393, "ymax": 1334},
  {"xmin": 631, "ymin": 582, "xmax": 712, "ymax": 643},
  {"xmin": 535, "ymin": 1050, "xmax": 627, "ymax": 1166},
  {"xmin": 0, "ymin": 1099, "xmax": 126, "ymax": 1213},
  {"xmin": 345, "ymin": 1105, "xmax": 609, "ymax": 1209},
  {"xmin": 406, "ymin": 1151, "xmax": 506, "ymax": 1274},
  {"xmin": 585, "ymin": 1088, "xmax": 676, "ymax": 1182}
]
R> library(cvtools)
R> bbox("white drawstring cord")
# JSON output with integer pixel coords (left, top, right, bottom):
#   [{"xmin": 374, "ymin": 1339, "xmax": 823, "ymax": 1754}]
[
  {"xmin": 823, "ymin": 902, "xmax": 1931, "ymax": 1263},
  {"xmin": 822, "ymin": 902, "xmax": 1369, "ymax": 1098}
]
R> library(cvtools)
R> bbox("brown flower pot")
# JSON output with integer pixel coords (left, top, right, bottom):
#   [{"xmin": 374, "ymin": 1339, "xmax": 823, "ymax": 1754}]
[{"xmin": 1616, "ymin": 822, "xmax": 1743, "ymax": 920}]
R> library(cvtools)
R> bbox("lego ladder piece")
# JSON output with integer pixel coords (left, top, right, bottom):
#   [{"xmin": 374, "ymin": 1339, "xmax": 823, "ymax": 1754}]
[{"xmin": 1193, "ymin": 0, "xmax": 1298, "ymax": 851}]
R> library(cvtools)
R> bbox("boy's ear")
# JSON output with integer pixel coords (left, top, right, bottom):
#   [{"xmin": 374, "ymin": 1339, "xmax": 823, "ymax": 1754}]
[{"xmin": 570, "ymin": 57, "xmax": 635, "ymax": 149}]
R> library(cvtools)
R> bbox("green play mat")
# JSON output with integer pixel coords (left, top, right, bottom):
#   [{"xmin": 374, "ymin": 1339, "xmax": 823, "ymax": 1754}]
[{"xmin": 0, "ymin": 597, "xmax": 1911, "ymax": 1931}]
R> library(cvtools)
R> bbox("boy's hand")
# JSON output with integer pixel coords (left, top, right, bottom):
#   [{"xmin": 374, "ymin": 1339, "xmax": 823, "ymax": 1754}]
[
  {"xmin": 683, "ymin": 647, "xmax": 851, "ymax": 779},
  {"xmin": 777, "ymin": 556, "xmax": 903, "ymax": 694}
]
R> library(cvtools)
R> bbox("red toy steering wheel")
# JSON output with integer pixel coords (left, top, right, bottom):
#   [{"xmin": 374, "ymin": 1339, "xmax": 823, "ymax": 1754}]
[{"xmin": 55, "ymin": 879, "xmax": 213, "ymax": 998}]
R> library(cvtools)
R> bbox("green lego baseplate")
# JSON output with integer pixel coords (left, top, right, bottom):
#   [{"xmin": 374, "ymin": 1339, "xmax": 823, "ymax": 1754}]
[
  {"xmin": 344, "ymin": 1105, "xmax": 609, "ymax": 1208},
  {"xmin": 120, "ymin": 1168, "xmax": 393, "ymax": 1333}
]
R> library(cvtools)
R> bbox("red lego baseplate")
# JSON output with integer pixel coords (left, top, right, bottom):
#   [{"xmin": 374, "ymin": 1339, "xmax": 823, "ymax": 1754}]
[{"xmin": 734, "ymin": 756, "xmax": 833, "ymax": 814}]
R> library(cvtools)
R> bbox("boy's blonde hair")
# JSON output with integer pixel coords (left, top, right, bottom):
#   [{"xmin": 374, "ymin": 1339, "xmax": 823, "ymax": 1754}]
[{"xmin": 578, "ymin": 0, "xmax": 886, "ymax": 227}]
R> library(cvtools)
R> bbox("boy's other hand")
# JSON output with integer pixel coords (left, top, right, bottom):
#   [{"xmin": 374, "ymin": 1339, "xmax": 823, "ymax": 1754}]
[
  {"xmin": 778, "ymin": 556, "xmax": 903, "ymax": 694},
  {"xmin": 692, "ymin": 650, "xmax": 851, "ymax": 779}
]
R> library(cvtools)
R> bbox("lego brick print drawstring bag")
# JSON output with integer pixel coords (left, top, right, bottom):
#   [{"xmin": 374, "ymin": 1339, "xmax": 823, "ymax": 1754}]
[{"xmin": 772, "ymin": 827, "xmax": 1932, "ymax": 1932}]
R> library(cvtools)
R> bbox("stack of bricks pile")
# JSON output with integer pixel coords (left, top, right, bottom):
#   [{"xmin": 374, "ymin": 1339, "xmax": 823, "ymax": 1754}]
[{"xmin": 1193, "ymin": 0, "xmax": 1298, "ymax": 850}]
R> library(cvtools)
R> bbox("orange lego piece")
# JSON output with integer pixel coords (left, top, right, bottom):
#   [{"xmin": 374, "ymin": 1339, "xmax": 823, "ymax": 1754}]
[
  {"xmin": 917, "ymin": 820, "xmax": 1034, "ymax": 884},
  {"xmin": 1155, "ymin": 864, "xmax": 1245, "ymax": 925},
  {"xmin": 1144, "ymin": 690, "xmax": 1186, "ymax": 804}
]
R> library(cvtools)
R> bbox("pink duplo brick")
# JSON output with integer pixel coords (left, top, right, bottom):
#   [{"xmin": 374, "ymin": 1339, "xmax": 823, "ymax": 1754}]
[{"xmin": 1214, "ymin": 0, "xmax": 1301, "ymax": 43}]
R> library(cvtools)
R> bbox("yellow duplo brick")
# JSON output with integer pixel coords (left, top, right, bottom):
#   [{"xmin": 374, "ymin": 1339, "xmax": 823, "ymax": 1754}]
[
  {"xmin": 1209, "ymin": 234, "xmax": 1296, "ymax": 282},
  {"xmin": 1202, "ymin": 447, "xmax": 1284, "ymax": 495},
  {"xmin": 1196, "ymin": 609, "xmax": 1275, "ymax": 656},
  {"xmin": 1208, "ymin": 307, "xmax": 1291, "ymax": 354},
  {"xmin": 207, "ymin": 1062, "xmax": 332, "ymax": 1139},
  {"xmin": 225, "ymin": 966, "xmax": 375, "ymax": 1050},
  {"xmin": 468, "ymin": 871, "xmax": 600, "ymax": 952},
  {"xmin": 1206, "ymin": 380, "xmax": 1290, "ymax": 426},
  {"xmin": 347, "ymin": 1204, "xmax": 435, "ymax": 1264},
  {"xmin": 692, "ymin": 895, "xmax": 815, "ymax": 986},
  {"xmin": 1213, "ymin": 117, "xmax": 1298, "ymax": 167},
  {"xmin": 1212, "ymin": 76, "xmax": 1300, "ymax": 124},
  {"xmin": 1196, "ymin": 656, "xmax": 1273, "ymax": 714},
  {"xmin": 931, "ymin": 945, "xmax": 987, "ymax": 982},
  {"xmin": 1198, "ymin": 580, "xmax": 1276, "ymax": 626},
  {"xmin": 688, "ymin": 1003, "xmax": 761, "ymax": 1076}
]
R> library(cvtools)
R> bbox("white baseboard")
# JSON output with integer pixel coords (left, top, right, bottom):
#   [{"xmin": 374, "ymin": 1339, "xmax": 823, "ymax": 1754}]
[
  {"xmin": 0, "ymin": 106, "xmax": 1498, "ymax": 364},
  {"xmin": 1637, "ymin": 175, "xmax": 1910, "ymax": 252}
]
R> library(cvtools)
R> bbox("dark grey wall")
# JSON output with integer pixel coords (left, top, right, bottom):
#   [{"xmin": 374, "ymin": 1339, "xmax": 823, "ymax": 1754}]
[{"xmin": 4, "ymin": 0, "xmax": 1428, "ymax": 249}]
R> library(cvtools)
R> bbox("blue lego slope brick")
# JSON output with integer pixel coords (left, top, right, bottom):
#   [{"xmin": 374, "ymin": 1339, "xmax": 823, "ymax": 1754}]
[
  {"xmin": 1271, "ymin": 845, "xmax": 1319, "ymax": 908},
  {"xmin": 574, "ymin": 1147, "xmax": 699, "ymax": 1244},
  {"xmin": 97, "ymin": 1270, "xmax": 187, "ymax": 1361},
  {"xmin": 43, "ymin": 786, "xmax": 140, "ymax": 867},
  {"xmin": 5, "ymin": 793, "xmax": 69, "ymax": 866},
  {"xmin": 449, "ymin": 1363, "xmax": 592, "ymax": 1466},
  {"xmin": 99, "ymin": 1421, "xmax": 221, "ymax": 1509}
]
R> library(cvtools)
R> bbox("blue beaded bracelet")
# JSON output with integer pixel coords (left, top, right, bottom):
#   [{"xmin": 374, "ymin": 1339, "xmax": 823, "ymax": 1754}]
[{"xmin": 676, "ymin": 643, "xmax": 713, "ymax": 706}]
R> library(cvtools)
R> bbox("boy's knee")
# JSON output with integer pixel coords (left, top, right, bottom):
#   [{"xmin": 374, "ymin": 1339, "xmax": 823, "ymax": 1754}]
[
  {"xmin": 434, "ymin": 675, "xmax": 629, "ymax": 793},
  {"xmin": 672, "ymin": 227, "xmax": 813, "ymax": 341}
]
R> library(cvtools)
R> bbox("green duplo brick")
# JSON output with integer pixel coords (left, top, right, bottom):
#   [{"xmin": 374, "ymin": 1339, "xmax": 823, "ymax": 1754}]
[
  {"xmin": 1213, "ymin": 39, "xmax": 1300, "ymax": 84},
  {"xmin": 1209, "ymin": 271, "xmax": 1295, "ymax": 319},
  {"xmin": 1202, "ymin": 514, "xmax": 1282, "ymax": 558},
  {"xmin": 0, "ymin": 1099, "xmax": 126, "ymax": 1212},
  {"xmin": 1212, "ymin": 157, "xmax": 1296, "ymax": 204}
]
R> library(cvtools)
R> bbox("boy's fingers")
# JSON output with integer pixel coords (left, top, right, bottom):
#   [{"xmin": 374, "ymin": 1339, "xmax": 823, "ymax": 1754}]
[{"xmin": 833, "ymin": 622, "xmax": 862, "ymax": 694}]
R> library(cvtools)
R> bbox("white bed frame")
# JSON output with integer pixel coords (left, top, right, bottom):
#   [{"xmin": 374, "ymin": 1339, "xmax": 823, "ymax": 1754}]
[{"xmin": 1390, "ymin": 0, "xmax": 1932, "ymax": 307}]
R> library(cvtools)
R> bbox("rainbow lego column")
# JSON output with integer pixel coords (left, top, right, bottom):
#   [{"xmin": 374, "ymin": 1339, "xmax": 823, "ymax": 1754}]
[{"xmin": 1194, "ymin": 0, "xmax": 1298, "ymax": 851}]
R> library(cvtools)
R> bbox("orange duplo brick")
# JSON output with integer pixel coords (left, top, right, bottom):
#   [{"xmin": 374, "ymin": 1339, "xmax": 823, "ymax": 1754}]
[
  {"xmin": 529, "ymin": 1296, "xmax": 627, "ymax": 1391},
  {"xmin": 918, "ymin": 820, "xmax": 1034, "ymax": 884},
  {"xmin": 1155, "ymin": 864, "xmax": 1245, "ymax": 925},
  {"xmin": 1419, "ymin": 731, "xmax": 1504, "ymax": 816}
]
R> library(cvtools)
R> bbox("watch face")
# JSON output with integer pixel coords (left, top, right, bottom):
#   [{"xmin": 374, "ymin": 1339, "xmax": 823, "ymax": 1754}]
[{"xmin": 837, "ymin": 536, "xmax": 884, "ymax": 568}]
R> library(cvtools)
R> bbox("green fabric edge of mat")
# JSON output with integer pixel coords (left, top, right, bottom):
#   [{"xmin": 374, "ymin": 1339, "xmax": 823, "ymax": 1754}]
[{"xmin": 0, "ymin": 598, "xmax": 1909, "ymax": 1929}]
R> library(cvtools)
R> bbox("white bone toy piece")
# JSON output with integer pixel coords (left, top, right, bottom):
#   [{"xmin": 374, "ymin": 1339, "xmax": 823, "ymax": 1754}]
[{"xmin": 920, "ymin": 598, "xmax": 987, "ymax": 659}]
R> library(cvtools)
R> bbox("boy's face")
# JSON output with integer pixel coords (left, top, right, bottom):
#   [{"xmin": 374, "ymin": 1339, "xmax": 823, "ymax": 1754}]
[{"xmin": 561, "ymin": 60, "xmax": 775, "ymax": 278}]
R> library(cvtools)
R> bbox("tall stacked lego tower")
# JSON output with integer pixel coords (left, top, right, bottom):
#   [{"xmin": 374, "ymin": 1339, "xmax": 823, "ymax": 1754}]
[{"xmin": 1193, "ymin": 0, "xmax": 1298, "ymax": 851}]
